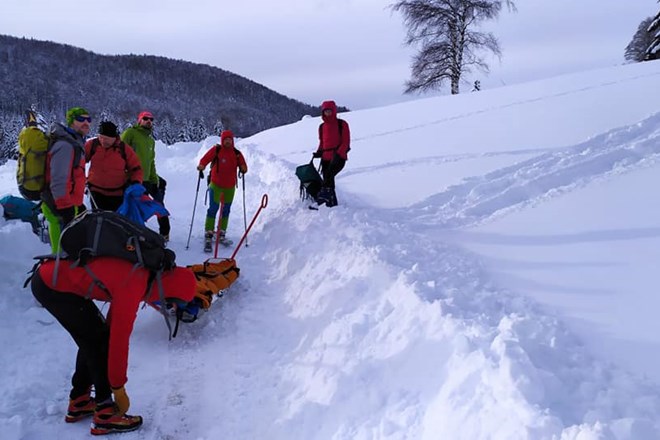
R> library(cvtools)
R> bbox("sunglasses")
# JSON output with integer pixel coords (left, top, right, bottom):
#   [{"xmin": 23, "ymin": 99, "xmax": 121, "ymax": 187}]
[
  {"xmin": 75, "ymin": 115, "xmax": 92, "ymax": 123},
  {"xmin": 142, "ymin": 117, "xmax": 154, "ymax": 122}
]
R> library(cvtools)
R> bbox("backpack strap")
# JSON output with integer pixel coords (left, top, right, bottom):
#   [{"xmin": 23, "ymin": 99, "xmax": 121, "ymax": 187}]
[{"xmin": 89, "ymin": 138, "xmax": 128, "ymax": 164}]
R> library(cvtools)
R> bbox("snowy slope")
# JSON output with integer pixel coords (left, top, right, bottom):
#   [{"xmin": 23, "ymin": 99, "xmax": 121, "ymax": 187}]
[{"xmin": 2, "ymin": 60, "xmax": 660, "ymax": 439}]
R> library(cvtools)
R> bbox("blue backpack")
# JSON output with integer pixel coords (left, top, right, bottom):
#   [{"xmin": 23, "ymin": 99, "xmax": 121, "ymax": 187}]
[
  {"xmin": 0, "ymin": 194, "xmax": 48, "ymax": 242},
  {"xmin": 1, "ymin": 195, "xmax": 39, "ymax": 226}
]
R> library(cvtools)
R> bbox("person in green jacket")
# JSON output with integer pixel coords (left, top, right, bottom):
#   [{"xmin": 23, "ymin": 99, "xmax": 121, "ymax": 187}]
[{"xmin": 120, "ymin": 111, "xmax": 171, "ymax": 240}]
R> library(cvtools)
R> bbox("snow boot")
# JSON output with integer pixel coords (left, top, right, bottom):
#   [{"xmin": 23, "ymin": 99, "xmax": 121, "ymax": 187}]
[
  {"xmin": 204, "ymin": 231, "xmax": 213, "ymax": 253},
  {"xmin": 65, "ymin": 390, "xmax": 96, "ymax": 423},
  {"xmin": 90, "ymin": 402, "xmax": 143, "ymax": 435}
]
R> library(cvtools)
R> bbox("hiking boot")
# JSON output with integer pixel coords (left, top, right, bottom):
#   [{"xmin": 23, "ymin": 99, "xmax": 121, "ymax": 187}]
[
  {"xmin": 65, "ymin": 392, "xmax": 96, "ymax": 423},
  {"xmin": 90, "ymin": 403, "xmax": 143, "ymax": 435}
]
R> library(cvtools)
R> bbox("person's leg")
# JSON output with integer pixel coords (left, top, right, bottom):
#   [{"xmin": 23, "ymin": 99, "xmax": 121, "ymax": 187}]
[
  {"xmin": 216, "ymin": 187, "xmax": 236, "ymax": 233},
  {"xmin": 145, "ymin": 181, "xmax": 171, "ymax": 237},
  {"xmin": 31, "ymin": 273, "xmax": 112, "ymax": 403},
  {"xmin": 41, "ymin": 202, "xmax": 62, "ymax": 253},
  {"xmin": 205, "ymin": 183, "xmax": 220, "ymax": 233}
]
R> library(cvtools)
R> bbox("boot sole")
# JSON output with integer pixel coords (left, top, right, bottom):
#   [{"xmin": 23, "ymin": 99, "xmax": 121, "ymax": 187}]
[
  {"xmin": 90, "ymin": 419, "xmax": 143, "ymax": 435},
  {"xmin": 65, "ymin": 411, "xmax": 94, "ymax": 423}
]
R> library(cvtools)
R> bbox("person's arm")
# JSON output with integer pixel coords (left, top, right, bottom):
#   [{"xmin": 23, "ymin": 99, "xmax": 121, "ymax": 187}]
[
  {"xmin": 49, "ymin": 141, "xmax": 76, "ymax": 209},
  {"xmin": 337, "ymin": 121, "xmax": 351, "ymax": 159},
  {"xmin": 197, "ymin": 147, "xmax": 216, "ymax": 170},
  {"xmin": 105, "ymin": 270, "xmax": 149, "ymax": 388},
  {"xmin": 238, "ymin": 152, "xmax": 248, "ymax": 174},
  {"xmin": 125, "ymin": 145, "xmax": 143, "ymax": 184},
  {"xmin": 149, "ymin": 142, "xmax": 159, "ymax": 184}
]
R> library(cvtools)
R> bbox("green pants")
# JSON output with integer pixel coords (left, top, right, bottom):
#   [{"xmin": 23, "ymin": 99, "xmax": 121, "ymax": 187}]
[
  {"xmin": 42, "ymin": 203, "xmax": 82, "ymax": 253},
  {"xmin": 205, "ymin": 183, "xmax": 236, "ymax": 232}
]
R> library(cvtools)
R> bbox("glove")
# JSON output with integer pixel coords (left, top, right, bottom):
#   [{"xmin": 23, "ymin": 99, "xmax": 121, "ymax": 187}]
[
  {"xmin": 312, "ymin": 151, "xmax": 322, "ymax": 159},
  {"xmin": 198, "ymin": 170, "xmax": 204, "ymax": 179},
  {"xmin": 112, "ymin": 386, "xmax": 130, "ymax": 415},
  {"xmin": 57, "ymin": 206, "xmax": 76, "ymax": 225},
  {"xmin": 197, "ymin": 164, "xmax": 205, "ymax": 171}
]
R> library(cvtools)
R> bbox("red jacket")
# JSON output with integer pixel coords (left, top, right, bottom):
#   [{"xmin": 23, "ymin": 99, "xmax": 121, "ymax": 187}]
[
  {"xmin": 46, "ymin": 124, "xmax": 87, "ymax": 210},
  {"xmin": 37, "ymin": 258, "xmax": 196, "ymax": 388},
  {"xmin": 317, "ymin": 100, "xmax": 351, "ymax": 161},
  {"xmin": 85, "ymin": 138, "xmax": 143, "ymax": 196},
  {"xmin": 198, "ymin": 130, "xmax": 248, "ymax": 188}
]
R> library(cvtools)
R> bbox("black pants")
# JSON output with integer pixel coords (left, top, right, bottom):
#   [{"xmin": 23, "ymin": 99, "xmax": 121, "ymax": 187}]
[
  {"xmin": 318, "ymin": 157, "xmax": 345, "ymax": 207},
  {"xmin": 144, "ymin": 177, "xmax": 171, "ymax": 236},
  {"xmin": 90, "ymin": 191, "xmax": 123, "ymax": 212},
  {"xmin": 31, "ymin": 273, "xmax": 112, "ymax": 402},
  {"xmin": 320, "ymin": 157, "xmax": 345, "ymax": 189}
]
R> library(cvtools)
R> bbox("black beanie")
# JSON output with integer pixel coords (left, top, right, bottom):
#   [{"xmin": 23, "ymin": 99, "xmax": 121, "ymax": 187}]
[{"xmin": 99, "ymin": 121, "xmax": 118, "ymax": 137}]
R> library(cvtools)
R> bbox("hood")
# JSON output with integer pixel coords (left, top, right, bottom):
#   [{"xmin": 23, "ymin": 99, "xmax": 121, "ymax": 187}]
[
  {"xmin": 321, "ymin": 100, "xmax": 338, "ymax": 122},
  {"xmin": 220, "ymin": 130, "xmax": 234, "ymax": 146},
  {"xmin": 50, "ymin": 122, "xmax": 84, "ymax": 146}
]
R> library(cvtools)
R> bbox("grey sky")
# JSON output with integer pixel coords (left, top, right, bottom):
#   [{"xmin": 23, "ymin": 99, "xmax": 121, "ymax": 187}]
[{"xmin": 1, "ymin": 0, "xmax": 657, "ymax": 110}]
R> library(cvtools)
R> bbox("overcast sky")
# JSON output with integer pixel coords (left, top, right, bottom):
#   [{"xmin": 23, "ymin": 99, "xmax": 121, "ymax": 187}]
[{"xmin": 1, "ymin": 0, "xmax": 657, "ymax": 110}]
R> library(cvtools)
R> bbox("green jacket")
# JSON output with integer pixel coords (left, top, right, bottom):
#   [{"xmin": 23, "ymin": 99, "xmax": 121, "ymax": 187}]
[{"xmin": 121, "ymin": 125, "xmax": 158, "ymax": 184}]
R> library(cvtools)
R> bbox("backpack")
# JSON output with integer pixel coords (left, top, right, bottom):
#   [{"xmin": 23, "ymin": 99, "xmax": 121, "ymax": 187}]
[
  {"xmin": 318, "ymin": 119, "xmax": 349, "ymax": 153},
  {"xmin": 59, "ymin": 210, "xmax": 174, "ymax": 273},
  {"xmin": 88, "ymin": 138, "xmax": 128, "ymax": 163},
  {"xmin": 16, "ymin": 111, "xmax": 50, "ymax": 201},
  {"xmin": 53, "ymin": 209, "xmax": 179, "ymax": 337},
  {"xmin": 1, "ymin": 195, "xmax": 50, "ymax": 242},
  {"xmin": 295, "ymin": 160, "xmax": 323, "ymax": 201}
]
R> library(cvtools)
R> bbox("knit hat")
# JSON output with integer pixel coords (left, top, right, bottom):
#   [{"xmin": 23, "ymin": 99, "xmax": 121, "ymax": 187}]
[
  {"xmin": 98, "ymin": 121, "xmax": 119, "ymax": 137},
  {"xmin": 66, "ymin": 107, "xmax": 90, "ymax": 126},
  {"xmin": 137, "ymin": 111, "xmax": 154, "ymax": 122}
]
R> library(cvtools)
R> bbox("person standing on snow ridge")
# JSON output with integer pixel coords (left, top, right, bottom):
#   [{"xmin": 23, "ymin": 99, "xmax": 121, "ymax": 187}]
[
  {"xmin": 85, "ymin": 121, "xmax": 143, "ymax": 212},
  {"xmin": 42, "ymin": 106, "xmax": 90, "ymax": 252},
  {"xmin": 30, "ymin": 256, "xmax": 196, "ymax": 435},
  {"xmin": 196, "ymin": 130, "xmax": 248, "ymax": 250},
  {"xmin": 312, "ymin": 100, "xmax": 350, "ymax": 207},
  {"xmin": 120, "ymin": 111, "xmax": 171, "ymax": 241}
]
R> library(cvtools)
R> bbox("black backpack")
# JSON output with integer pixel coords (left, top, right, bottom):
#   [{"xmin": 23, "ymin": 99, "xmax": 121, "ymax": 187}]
[
  {"xmin": 54, "ymin": 210, "xmax": 178, "ymax": 337},
  {"xmin": 59, "ymin": 210, "xmax": 173, "ymax": 272}
]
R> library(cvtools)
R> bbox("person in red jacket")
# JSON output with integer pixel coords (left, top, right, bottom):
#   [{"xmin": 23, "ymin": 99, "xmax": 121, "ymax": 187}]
[
  {"xmin": 85, "ymin": 121, "xmax": 143, "ymax": 211},
  {"xmin": 31, "ymin": 258, "xmax": 196, "ymax": 435},
  {"xmin": 312, "ymin": 100, "xmax": 350, "ymax": 207},
  {"xmin": 42, "ymin": 107, "xmax": 90, "ymax": 252},
  {"xmin": 196, "ymin": 130, "xmax": 248, "ymax": 248}
]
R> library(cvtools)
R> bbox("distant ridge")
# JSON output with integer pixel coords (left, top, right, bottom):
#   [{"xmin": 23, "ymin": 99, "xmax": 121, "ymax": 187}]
[{"xmin": 0, "ymin": 34, "xmax": 330, "ymax": 159}]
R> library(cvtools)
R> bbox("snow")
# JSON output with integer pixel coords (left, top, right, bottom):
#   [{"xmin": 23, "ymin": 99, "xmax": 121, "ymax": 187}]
[{"xmin": 2, "ymin": 59, "xmax": 660, "ymax": 439}]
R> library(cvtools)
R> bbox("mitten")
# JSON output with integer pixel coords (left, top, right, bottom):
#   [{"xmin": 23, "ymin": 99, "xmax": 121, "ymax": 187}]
[{"xmin": 112, "ymin": 386, "xmax": 130, "ymax": 415}]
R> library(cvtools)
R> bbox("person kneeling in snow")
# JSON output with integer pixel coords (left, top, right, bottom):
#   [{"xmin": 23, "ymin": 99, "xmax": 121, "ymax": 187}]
[{"xmin": 30, "ymin": 257, "xmax": 196, "ymax": 435}]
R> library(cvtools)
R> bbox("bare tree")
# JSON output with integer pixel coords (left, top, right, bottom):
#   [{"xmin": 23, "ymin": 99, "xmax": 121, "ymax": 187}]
[
  {"xmin": 391, "ymin": 0, "xmax": 516, "ymax": 95},
  {"xmin": 625, "ymin": 17, "xmax": 654, "ymax": 63}
]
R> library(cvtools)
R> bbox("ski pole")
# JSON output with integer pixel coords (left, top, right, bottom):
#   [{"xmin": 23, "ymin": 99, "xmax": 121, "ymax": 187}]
[
  {"xmin": 213, "ymin": 193, "xmax": 226, "ymax": 259},
  {"xmin": 241, "ymin": 172, "xmax": 248, "ymax": 247},
  {"xmin": 230, "ymin": 193, "xmax": 268, "ymax": 260},
  {"xmin": 185, "ymin": 170, "xmax": 204, "ymax": 250}
]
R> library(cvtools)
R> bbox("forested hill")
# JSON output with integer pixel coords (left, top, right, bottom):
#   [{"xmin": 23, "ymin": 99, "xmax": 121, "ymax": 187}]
[{"xmin": 0, "ymin": 34, "xmax": 326, "ymax": 159}]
